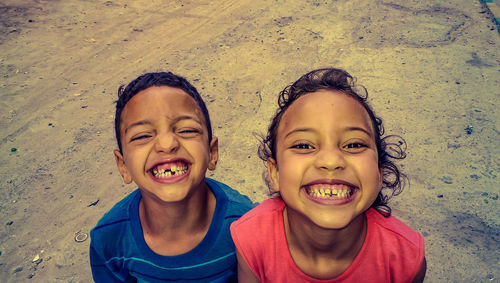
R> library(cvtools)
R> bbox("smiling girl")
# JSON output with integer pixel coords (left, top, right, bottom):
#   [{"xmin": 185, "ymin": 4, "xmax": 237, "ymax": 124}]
[{"xmin": 231, "ymin": 68, "xmax": 426, "ymax": 282}]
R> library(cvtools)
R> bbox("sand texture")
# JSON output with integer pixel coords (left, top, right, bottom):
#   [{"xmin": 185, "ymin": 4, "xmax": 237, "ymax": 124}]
[{"xmin": 1, "ymin": 0, "xmax": 499, "ymax": 282}]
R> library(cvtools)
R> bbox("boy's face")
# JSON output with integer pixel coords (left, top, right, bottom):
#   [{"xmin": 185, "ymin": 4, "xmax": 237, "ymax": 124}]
[
  {"xmin": 268, "ymin": 90, "xmax": 382, "ymax": 230},
  {"xmin": 114, "ymin": 86, "xmax": 218, "ymax": 203}
]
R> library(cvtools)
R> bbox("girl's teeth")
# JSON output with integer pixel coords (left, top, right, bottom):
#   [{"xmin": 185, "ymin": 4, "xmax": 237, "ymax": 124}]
[{"xmin": 307, "ymin": 187, "xmax": 352, "ymax": 199}]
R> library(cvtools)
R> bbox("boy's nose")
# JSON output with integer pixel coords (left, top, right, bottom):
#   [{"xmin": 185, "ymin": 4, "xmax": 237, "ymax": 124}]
[
  {"xmin": 154, "ymin": 133, "xmax": 179, "ymax": 153},
  {"xmin": 314, "ymin": 147, "xmax": 346, "ymax": 171}
]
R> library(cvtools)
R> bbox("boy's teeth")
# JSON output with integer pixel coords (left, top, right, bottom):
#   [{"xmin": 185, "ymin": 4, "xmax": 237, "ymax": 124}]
[{"xmin": 152, "ymin": 164, "xmax": 188, "ymax": 178}]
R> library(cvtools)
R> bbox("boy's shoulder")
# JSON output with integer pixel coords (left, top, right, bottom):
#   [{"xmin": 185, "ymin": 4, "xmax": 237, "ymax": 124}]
[
  {"xmin": 92, "ymin": 189, "xmax": 140, "ymax": 232},
  {"xmin": 206, "ymin": 178, "xmax": 255, "ymax": 214}
]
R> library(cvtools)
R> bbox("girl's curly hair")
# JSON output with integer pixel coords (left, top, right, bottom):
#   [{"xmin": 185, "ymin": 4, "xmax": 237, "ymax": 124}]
[{"xmin": 258, "ymin": 68, "xmax": 407, "ymax": 216}]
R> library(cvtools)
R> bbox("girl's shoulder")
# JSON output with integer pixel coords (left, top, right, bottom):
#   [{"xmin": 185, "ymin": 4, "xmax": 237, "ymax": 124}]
[
  {"xmin": 365, "ymin": 208, "xmax": 424, "ymax": 251},
  {"xmin": 233, "ymin": 197, "xmax": 285, "ymax": 225}
]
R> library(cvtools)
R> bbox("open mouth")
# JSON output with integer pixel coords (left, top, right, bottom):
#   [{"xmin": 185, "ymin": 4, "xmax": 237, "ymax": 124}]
[
  {"xmin": 150, "ymin": 161, "xmax": 189, "ymax": 179},
  {"xmin": 305, "ymin": 183, "xmax": 355, "ymax": 200}
]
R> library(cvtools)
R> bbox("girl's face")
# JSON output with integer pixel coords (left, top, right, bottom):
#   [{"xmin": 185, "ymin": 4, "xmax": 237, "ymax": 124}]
[{"xmin": 268, "ymin": 90, "xmax": 382, "ymax": 230}]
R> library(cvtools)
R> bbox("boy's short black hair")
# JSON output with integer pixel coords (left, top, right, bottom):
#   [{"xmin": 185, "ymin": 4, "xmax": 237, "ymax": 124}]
[
  {"xmin": 114, "ymin": 72, "xmax": 212, "ymax": 153},
  {"xmin": 258, "ymin": 68, "xmax": 407, "ymax": 216}
]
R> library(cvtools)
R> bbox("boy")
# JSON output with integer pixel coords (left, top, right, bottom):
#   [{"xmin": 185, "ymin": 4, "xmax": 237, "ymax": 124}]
[{"xmin": 89, "ymin": 72, "xmax": 254, "ymax": 282}]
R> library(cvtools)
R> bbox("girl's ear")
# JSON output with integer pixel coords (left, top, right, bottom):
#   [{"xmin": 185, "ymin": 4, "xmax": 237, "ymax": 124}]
[
  {"xmin": 378, "ymin": 167, "xmax": 383, "ymax": 189},
  {"xmin": 208, "ymin": 137, "xmax": 219, "ymax": 171},
  {"xmin": 114, "ymin": 149, "xmax": 133, "ymax": 184},
  {"xmin": 267, "ymin": 158, "xmax": 280, "ymax": 192}
]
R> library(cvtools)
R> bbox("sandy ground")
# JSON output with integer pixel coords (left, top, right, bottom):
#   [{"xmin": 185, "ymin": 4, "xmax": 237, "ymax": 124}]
[{"xmin": 0, "ymin": 0, "xmax": 499, "ymax": 282}]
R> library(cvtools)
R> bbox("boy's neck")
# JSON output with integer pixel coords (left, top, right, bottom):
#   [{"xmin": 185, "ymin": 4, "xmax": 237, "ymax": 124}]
[
  {"xmin": 138, "ymin": 181, "xmax": 216, "ymax": 256},
  {"xmin": 283, "ymin": 207, "xmax": 367, "ymax": 279}
]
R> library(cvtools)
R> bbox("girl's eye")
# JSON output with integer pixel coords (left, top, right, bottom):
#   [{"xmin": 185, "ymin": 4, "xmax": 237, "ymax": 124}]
[
  {"xmin": 344, "ymin": 143, "xmax": 367, "ymax": 150},
  {"xmin": 292, "ymin": 143, "xmax": 314, "ymax": 150}
]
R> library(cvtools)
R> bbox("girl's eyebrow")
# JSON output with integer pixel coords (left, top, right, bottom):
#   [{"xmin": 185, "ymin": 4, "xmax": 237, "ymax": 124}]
[
  {"xmin": 345, "ymin": 126, "xmax": 373, "ymax": 137},
  {"xmin": 284, "ymin": 128, "xmax": 316, "ymax": 138},
  {"xmin": 284, "ymin": 126, "xmax": 373, "ymax": 138}
]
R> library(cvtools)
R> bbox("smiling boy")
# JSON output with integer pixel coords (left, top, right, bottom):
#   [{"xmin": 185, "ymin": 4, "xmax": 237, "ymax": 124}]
[{"xmin": 89, "ymin": 72, "xmax": 254, "ymax": 282}]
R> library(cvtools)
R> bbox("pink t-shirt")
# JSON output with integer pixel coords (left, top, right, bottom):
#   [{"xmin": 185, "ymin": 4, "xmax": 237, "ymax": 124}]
[{"xmin": 230, "ymin": 198, "xmax": 425, "ymax": 282}]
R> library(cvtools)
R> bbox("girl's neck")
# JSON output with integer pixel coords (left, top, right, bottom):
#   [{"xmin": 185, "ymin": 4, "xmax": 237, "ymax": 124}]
[
  {"xmin": 139, "ymin": 183, "xmax": 216, "ymax": 256},
  {"xmin": 283, "ymin": 207, "xmax": 367, "ymax": 279}
]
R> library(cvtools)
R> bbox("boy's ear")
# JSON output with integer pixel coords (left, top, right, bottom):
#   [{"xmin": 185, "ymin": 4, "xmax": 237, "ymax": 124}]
[
  {"xmin": 267, "ymin": 158, "xmax": 279, "ymax": 192},
  {"xmin": 114, "ymin": 149, "xmax": 133, "ymax": 184},
  {"xmin": 208, "ymin": 137, "xmax": 218, "ymax": 171}
]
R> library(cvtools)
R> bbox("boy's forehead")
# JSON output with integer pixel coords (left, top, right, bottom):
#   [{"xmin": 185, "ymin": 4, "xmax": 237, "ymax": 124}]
[{"xmin": 121, "ymin": 86, "xmax": 206, "ymax": 127}]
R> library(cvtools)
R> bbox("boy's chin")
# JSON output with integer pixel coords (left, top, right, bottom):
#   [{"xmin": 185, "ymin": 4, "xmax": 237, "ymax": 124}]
[{"xmin": 139, "ymin": 179, "xmax": 210, "ymax": 204}]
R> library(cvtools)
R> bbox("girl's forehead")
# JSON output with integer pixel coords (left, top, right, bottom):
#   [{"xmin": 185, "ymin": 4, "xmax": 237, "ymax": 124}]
[{"xmin": 279, "ymin": 90, "xmax": 374, "ymax": 134}]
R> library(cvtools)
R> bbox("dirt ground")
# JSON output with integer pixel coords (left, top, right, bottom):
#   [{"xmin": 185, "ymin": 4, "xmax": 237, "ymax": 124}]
[{"xmin": 0, "ymin": 0, "xmax": 499, "ymax": 282}]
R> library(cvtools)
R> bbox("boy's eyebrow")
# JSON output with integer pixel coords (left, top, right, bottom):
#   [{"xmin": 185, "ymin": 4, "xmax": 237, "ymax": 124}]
[
  {"xmin": 172, "ymin": 115, "xmax": 203, "ymax": 124},
  {"xmin": 124, "ymin": 120, "xmax": 152, "ymax": 134},
  {"xmin": 124, "ymin": 115, "xmax": 203, "ymax": 134}
]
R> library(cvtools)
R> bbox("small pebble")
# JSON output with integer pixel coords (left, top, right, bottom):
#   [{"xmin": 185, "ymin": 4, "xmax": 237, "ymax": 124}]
[{"xmin": 441, "ymin": 176, "xmax": 453, "ymax": 184}]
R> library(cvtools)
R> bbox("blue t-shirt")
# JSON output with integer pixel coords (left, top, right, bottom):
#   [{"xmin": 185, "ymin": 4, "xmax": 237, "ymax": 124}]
[{"xmin": 89, "ymin": 178, "xmax": 254, "ymax": 282}]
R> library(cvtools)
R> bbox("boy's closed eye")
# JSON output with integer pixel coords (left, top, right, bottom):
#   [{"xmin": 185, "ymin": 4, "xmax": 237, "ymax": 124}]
[
  {"xmin": 130, "ymin": 134, "xmax": 153, "ymax": 142},
  {"xmin": 176, "ymin": 127, "xmax": 202, "ymax": 137}
]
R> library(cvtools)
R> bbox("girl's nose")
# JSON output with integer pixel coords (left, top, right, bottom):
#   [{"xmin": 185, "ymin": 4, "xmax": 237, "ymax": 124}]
[
  {"xmin": 154, "ymin": 133, "xmax": 179, "ymax": 153},
  {"xmin": 314, "ymin": 147, "xmax": 346, "ymax": 171}
]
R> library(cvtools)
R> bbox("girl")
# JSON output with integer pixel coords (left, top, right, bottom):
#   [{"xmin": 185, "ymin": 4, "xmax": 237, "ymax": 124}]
[{"xmin": 230, "ymin": 68, "xmax": 426, "ymax": 282}]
